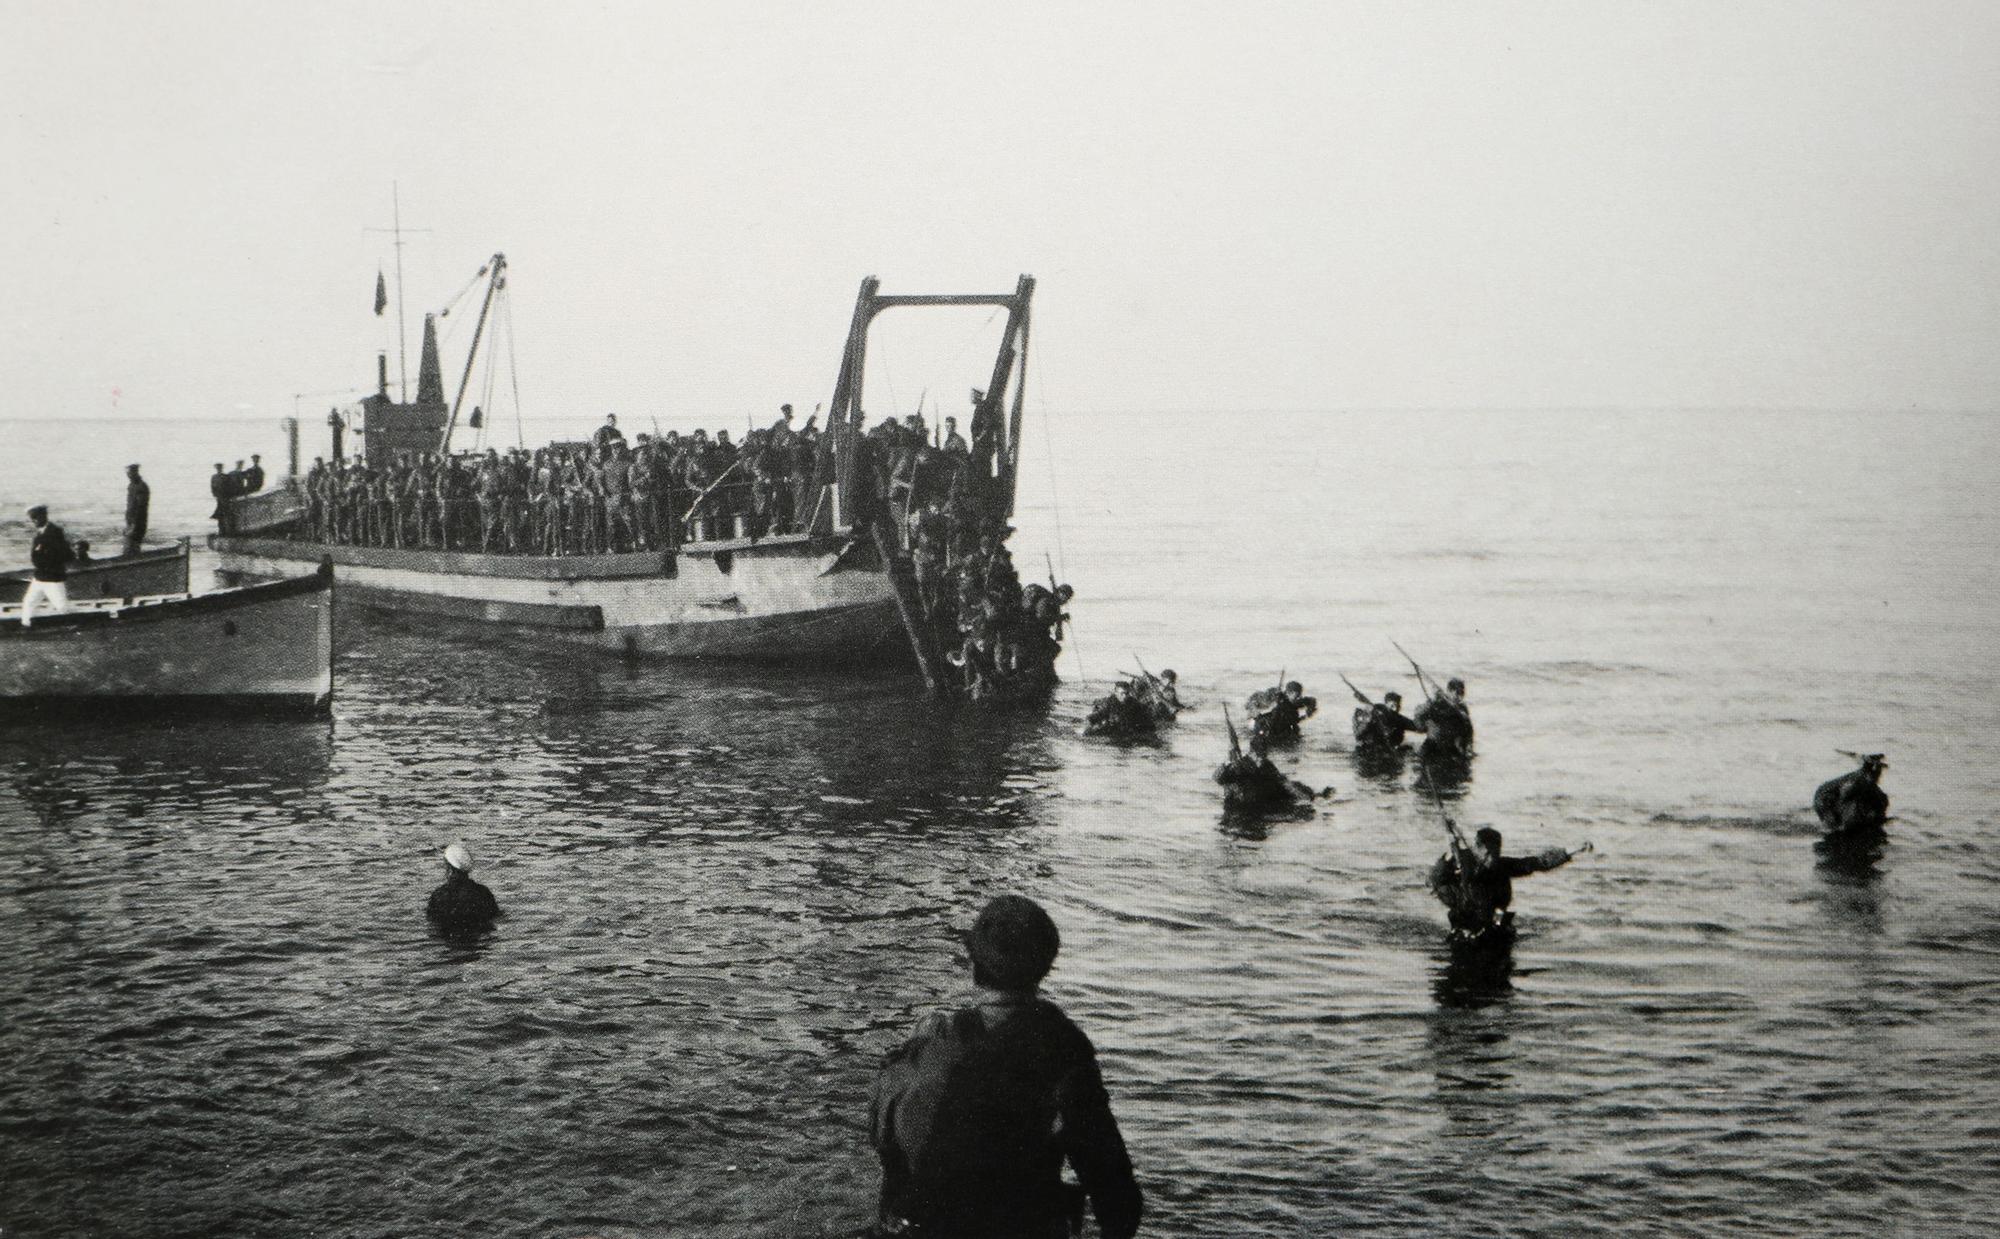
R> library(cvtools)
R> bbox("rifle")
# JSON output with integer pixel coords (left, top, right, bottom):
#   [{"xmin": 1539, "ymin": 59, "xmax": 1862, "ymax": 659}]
[
  {"xmin": 1419, "ymin": 757, "xmax": 1470, "ymax": 851},
  {"xmin": 1045, "ymin": 552, "xmax": 1068, "ymax": 639},
  {"xmin": 1223, "ymin": 703, "xmax": 1243, "ymax": 764},
  {"xmin": 1338, "ymin": 673, "xmax": 1373, "ymax": 706},
  {"xmin": 1392, "ymin": 640, "xmax": 1444, "ymax": 702}
]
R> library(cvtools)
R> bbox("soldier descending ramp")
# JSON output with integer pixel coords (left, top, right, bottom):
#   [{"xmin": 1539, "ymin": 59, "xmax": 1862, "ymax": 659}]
[{"xmin": 825, "ymin": 276, "xmax": 1071, "ymax": 699}]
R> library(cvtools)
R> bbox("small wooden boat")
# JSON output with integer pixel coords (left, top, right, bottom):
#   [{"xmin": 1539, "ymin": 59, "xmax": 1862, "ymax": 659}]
[
  {"xmin": 0, "ymin": 540, "xmax": 190, "ymax": 605},
  {"xmin": 0, "ymin": 565, "xmax": 333, "ymax": 719}
]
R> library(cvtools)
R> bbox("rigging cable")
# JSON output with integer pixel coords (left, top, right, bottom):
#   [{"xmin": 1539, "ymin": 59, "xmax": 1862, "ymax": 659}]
[
  {"xmin": 1032, "ymin": 358, "xmax": 1081, "ymax": 685},
  {"xmin": 503, "ymin": 294, "xmax": 526, "ymax": 450}
]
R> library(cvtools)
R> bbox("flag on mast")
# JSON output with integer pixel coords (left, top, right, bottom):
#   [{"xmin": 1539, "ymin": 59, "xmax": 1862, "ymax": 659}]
[{"xmin": 374, "ymin": 271, "xmax": 388, "ymax": 316}]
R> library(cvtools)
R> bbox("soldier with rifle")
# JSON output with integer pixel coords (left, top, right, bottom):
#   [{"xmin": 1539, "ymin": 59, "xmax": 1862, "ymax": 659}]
[
  {"xmin": 1214, "ymin": 705, "xmax": 1318, "ymax": 812},
  {"xmin": 1246, "ymin": 675, "xmax": 1316, "ymax": 745},
  {"xmin": 1813, "ymin": 751, "xmax": 1890, "ymax": 844},
  {"xmin": 1083, "ymin": 680, "xmax": 1157, "ymax": 738},
  {"xmin": 1422, "ymin": 771, "xmax": 1590, "ymax": 944},
  {"xmin": 1396, "ymin": 642, "xmax": 1474, "ymax": 761},
  {"xmin": 1130, "ymin": 659, "xmax": 1185, "ymax": 722},
  {"xmin": 1341, "ymin": 674, "xmax": 1420, "ymax": 753}
]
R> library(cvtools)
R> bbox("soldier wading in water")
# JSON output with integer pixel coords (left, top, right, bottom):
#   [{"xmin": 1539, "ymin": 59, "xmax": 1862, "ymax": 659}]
[
  {"xmin": 1341, "ymin": 675, "xmax": 1420, "ymax": 753},
  {"xmin": 1813, "ymin": 752, "xmax": 1890, "ymax": 858},
  {"xmin": 1422, "ymin": 772, "xmax": 1589, "ymax": 944},
  {"xmin": 868, "ymin": 895, "xmax": 1143, "ymax": 1239}
]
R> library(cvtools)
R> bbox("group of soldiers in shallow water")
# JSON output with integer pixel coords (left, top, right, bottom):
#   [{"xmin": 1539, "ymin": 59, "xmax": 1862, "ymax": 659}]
[
  {"xmin": 420, "ymin": 686, "xmax": 1895, "ymax": 1239},
  {"xmin": 1084, "ymin": 657, "xmax": 1895, "ymax": 952}
]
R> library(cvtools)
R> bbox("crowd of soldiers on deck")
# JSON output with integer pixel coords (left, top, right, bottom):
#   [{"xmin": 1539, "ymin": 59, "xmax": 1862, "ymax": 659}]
[{"xmin": 287, "ymin": 410, "xmax": 827, "ymax": 554}]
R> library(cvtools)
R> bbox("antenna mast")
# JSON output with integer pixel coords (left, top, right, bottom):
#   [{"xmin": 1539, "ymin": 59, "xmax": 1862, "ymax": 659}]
[{"xmin": 366, "ymin": 183, "xmax": 431, "ymax": 403}]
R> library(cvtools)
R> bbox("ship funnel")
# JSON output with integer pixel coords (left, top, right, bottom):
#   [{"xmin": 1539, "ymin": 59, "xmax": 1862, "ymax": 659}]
[
  {"xmin": 377, "ymin": 352, "xmax": 389, "ymax": 398},
  {"xmin": 416, "ymin": 314, "xmax": 445, "ymax": 407}
]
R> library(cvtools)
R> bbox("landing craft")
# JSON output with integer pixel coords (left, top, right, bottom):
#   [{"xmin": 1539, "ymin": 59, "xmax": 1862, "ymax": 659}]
[{"xmin": 211, "ymin": 253, "xmax": 1044, "ymax": 692}]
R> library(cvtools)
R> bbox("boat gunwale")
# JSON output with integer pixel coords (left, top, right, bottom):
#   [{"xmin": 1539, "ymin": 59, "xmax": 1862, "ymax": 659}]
[
  {"xmin": 0, "ymin": 567, "xmax": 332, "ymax": 640},
  {"xmin": 212, "ymin": 531, "xmax": 838, "ymax": 580},
  {"xmin": 0, "ymin": 541, "xmax": 189, "ymax": 583}
]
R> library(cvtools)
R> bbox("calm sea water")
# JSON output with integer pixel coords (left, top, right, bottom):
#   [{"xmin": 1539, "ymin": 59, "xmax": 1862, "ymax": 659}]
[{"xmin": 3, "ymin": 409, "xmax": 1998, "ymax": 1238}]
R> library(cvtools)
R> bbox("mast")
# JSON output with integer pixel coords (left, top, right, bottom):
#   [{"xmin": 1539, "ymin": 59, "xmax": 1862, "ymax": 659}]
[
  {"xmin": 440, "ymin": 254, "xmax": 507, "ymax": 455},
  {"xmin": 393, "ymin": 184, "xmax": 408, "ymax": 402},
  {"xmin": 366, "ymin": 185, "xmax": 430, "ymax": 403}
]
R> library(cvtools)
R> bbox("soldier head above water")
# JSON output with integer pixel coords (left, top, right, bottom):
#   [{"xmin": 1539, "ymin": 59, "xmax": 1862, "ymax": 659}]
[{"xmin": 868, "ymin": 895, "xmax": 1143, "ymax": 1239}]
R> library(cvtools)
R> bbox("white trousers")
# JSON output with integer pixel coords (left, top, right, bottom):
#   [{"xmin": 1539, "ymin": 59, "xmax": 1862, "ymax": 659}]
[{"xmin": 20, "ymin": 578, "xmax": 69, "ymax": 625}]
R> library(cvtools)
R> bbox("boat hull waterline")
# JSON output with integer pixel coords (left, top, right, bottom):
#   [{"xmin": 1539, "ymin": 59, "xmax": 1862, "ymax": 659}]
[{"xmin": 211, "ymin": 536, "xmax": 907, "ymax": 661}]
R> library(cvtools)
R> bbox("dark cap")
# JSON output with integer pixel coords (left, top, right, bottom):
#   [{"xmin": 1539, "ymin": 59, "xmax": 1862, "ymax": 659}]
[
  {"xmin": 26, "ymin": 504, "xmax": 48, "ymax": 521},
  {"xmin": 1447, "ymin": 677, "xmax": 1466, "ymax": 694},
  {"xmin": 965, "ymin": 895, "xmax": 1060, "ymax": 990},
  {"xmin": 1475, "ymin": 826, "xmax": 1502, "ymax": 852}
]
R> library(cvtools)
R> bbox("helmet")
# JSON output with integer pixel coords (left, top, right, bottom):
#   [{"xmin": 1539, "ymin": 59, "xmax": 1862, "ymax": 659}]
[{"xmin": 965, "ymin": 895, "xmax": 1060, "ymax": 990}]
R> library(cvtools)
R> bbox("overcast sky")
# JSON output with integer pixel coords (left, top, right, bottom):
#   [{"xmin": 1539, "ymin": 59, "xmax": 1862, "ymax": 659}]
[{"xmin": 5, "ymin": 1, "xmax": 1998, "ymax": 423}]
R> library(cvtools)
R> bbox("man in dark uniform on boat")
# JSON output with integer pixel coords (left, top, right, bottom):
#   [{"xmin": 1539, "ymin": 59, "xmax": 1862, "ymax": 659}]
[
  {"xmin": 121, "ymin": 463, "xmax": 150, "ymax": 555},
  {"xmin": 1814, "ymin": 753, "xmax": 1889, "ymax": 840},
  {"xmin": 426, "ymin": 842, "xmax": 500, "ymax": 938},
  {"xmin": 1429, "ymin": 826, "xmax": 1587, "ymax": 941},
  {"xmin": 245, "ymin": 455, "xmax": 266, "ymax": 494},
  {"xmin": 869, "ymin": 894, "xmax": 1143, "ymax": 1239},
  {"xmin": 20, "ymin": 505, "xmax": 75, "ymax": 626},
  {"xmin": 209, "ymin": 462, "xmax": 234, "ymax": 534},
  {"xmin": 594, "ymin": 413, "xmax": 627, "ymax": 452}
]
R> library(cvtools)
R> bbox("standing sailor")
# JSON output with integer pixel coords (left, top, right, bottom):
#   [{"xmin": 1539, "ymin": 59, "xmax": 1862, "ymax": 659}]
[
  {"xmin": 19, "ymin": 505, "xmax": 74, "ymax": 626},
  {"xmin": 869, "ymin": 895, "xmax": 1143, "ymax": 1239},
  {"xmin": 209, "ymin": 462, "xmax": 234, "ymax": 534},
  {"xmin": 1813, "ymin": 753, "xmax": 1889, "ymax": 840},
  {"xmin": 122, "ymin": 464, "xmax": 150, "ymax": 555},
  {"xmin": 426, "ymin": 842, "xmax": 500, "ymax": 938}
]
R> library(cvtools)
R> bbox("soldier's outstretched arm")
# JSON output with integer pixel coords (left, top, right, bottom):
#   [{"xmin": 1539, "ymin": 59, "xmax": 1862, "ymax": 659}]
[{"xmin": 1506, "ymin": 845, "xmax": 1582, "ymax": 876}]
